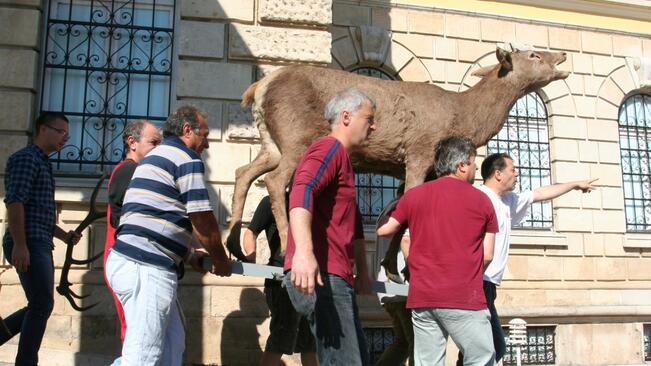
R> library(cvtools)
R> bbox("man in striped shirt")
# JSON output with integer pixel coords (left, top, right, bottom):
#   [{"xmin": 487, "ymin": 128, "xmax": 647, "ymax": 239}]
[{"xmin": 105, "ymin": 106, "xmax": 231, "ymax": 366}]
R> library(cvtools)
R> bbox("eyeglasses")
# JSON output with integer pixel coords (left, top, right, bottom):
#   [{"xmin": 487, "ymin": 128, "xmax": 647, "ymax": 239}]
[{"xmin": 45, "ymin": 124, "xmax": 70, "ymax": 140}]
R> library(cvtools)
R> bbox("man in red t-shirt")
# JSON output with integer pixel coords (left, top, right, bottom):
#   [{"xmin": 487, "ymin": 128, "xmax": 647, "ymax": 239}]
[
  {"xmin": 104, "ymin": 120, "xmax": 160, "ymax": 343},
  {"xmin": 283, "ymin": 88, "xmax": 376, "ymax": 365},
  {"xmin": 377, "ymin": 136, "xmax": 498, "ymax": 366}
]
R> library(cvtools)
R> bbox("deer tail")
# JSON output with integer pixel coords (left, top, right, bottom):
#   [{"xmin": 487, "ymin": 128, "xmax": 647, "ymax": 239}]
[{"xmin": 241, "ymin": 81, "xmax": 260, "ymax": 108}]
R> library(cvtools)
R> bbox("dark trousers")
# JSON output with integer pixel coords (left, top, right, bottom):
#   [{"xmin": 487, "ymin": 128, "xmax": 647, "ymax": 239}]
[
  {"xmin": 284, "ymin": 272, "xmax": 370, "ymax": 366},
  {"xmin": 2, "ymin": 242, "xmax": 55, "ymax": 366},
  {"xmin": 456, "ymin": 280, "xmax": 507, "ymax": 366}
]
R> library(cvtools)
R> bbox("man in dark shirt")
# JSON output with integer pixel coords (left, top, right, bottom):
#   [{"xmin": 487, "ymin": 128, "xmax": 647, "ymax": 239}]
[
  {"xmin": 242, "ymin": 194, "xmax": 317, "ymax": 366},
  {"xmin": 104, "ymin": 119, "xmax": 161, "ymax": 344},
  {"xmin": 283, "ymin": 88, "xmax": 376, "ymax": 365},
  {"xmin": 2, "ymin": 112, "xmax": 81, "ymax": 365}
]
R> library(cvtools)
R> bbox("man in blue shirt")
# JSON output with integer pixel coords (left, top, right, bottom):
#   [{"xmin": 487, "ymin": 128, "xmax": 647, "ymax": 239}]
[
  {"xmin": 2, "ymin": 112, "xmax": 81, "ymax": 365},
  {"xmin": 105, "ymin": 105, "xmax": 231, "ymax": 365}
]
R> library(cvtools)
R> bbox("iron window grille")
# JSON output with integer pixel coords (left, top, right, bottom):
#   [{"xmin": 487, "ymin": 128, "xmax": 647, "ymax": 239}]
[
  {"xmin": 503, "ymin": 325, "xmax": 556, "ymax": 365},
  {"xmin": 618, "ymin": 93, "xmax": 651, "ymax": 232},
  {"xmin": 349, "ymin": 66, "xmax": 402, "ymax": 225},
  {"xmin": 487, "ymin": 92, "xmax": 553, "ymax": 229},
  {"xmin": 644, "ymin": 324, "xmax": 651, "ymax": 361},
  {"xmin": 40, "ymin": 0, "xmax": 176, "ymax": 174},
  {"xmin": 364, "ymin": 327, "xmax": 394, "ymax": 364}
]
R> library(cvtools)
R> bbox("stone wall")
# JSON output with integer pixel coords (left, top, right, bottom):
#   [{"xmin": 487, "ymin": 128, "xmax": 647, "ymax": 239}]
[{"xmin": 0, "ymin": 0, "xmax": 650, "ymax": 364}]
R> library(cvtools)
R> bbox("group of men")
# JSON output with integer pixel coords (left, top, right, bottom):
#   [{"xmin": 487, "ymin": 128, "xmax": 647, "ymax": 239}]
[{"xmin": 1, "ymin": 87, "xmax": 596, "ymax": 366}]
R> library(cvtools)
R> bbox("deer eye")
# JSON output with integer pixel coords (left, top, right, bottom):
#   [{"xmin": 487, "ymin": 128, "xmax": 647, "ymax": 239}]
[{"xmin": 529, "ymin": 52, "xmax": 541, "ymax": 60}]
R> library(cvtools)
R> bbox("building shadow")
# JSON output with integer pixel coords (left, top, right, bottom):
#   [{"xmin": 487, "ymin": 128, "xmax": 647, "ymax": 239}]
[{"xmin": 220, "ymin": 287, "xmax": 268, "ymax": 366}]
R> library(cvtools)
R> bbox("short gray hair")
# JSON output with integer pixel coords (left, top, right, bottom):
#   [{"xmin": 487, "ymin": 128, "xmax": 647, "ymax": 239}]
[
  {"xmin": 324, "ymin": 88, "xmax": 376, "ymax": 125},
  {"xmin": 163, "ymin": 105, "xmax": 207, "ymax": 138},
  {"xmin": 122, "ymin": 119, "xmax": 151, "ymax": 149},
  {"xmin": 434, "ymin": 136, "xmax": 477, "ymax": 177}
]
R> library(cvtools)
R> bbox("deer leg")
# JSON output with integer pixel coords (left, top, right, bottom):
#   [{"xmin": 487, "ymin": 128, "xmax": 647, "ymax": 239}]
[
  {"xmin": 226, "ymin": 132, "xmax": 281, "ymax": 258},
  {"xmin": 264, "ymin": 155, "xmax": 299, "ymax": 257}
]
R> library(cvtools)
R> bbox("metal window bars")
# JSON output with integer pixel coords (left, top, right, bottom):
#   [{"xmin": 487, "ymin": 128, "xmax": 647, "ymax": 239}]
[
  {"xmin": 40, "ymin": 0, "xmax": 176, "ymax": 174},
  {"xmin": 503, "ymin": 325, "xmax": 556, "ymax": 365}
]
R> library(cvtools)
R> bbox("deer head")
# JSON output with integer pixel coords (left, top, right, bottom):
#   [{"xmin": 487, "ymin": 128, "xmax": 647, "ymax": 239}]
[{"xmin": 472, "ymin": 47, "xmax": 569, "ymax": 93}]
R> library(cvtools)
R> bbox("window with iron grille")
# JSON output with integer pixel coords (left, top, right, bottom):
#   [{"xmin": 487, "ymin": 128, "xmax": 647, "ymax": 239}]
[
  {"xmin": 40, "ymin": 0, "xmax": 176, "ymax": 174},
  {"xmin": 364, "ymin": 327, "xmax": 394, "ymax": 364},
  {"xmin": 644, "ymin": 323, "xmax": 651, "ymax": 361},
  {"xmin": 503, "ymin": 325, "xmax": 556, "ymax": 365},
  {"xmin": 619, "ymin": 93, "xmax": 651, "ymax": 232},
  {"xmin": 487, "ymin": 92, "xmax": 552, "ymax": 229},
  {"xmin": 349, "ymin": 66, "xmax": 401, "ymax": 225}
]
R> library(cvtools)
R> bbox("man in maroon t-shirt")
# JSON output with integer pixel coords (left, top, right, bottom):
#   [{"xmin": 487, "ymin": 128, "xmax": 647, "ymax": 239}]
[
  {"xmin": 377, "ymin": 136, "xmax": 498, "ymax": 366},
  {"xmin": 283, "ymin": 88, "xmax": 376, "ymax": 366}
]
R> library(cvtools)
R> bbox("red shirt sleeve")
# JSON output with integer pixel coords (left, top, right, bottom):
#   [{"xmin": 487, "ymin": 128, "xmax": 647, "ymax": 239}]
[{"xmin": 289, "ymin": 139, "xmax": 342, "ymax": 214}]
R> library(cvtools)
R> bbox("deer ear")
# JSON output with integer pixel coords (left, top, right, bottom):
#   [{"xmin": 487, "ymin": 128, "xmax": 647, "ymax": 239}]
[
  {"xmin": 471, "ymin": 65, "xmax": 495, "ymax": 78},
  {"xmin": 496, "ymin": 48, "xmax": 513, "ymax": 72}
]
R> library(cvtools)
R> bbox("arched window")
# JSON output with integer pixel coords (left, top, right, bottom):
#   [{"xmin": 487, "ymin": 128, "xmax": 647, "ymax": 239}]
[
  {"xmin": 487, "ymin": 92, "xmax": 552, "ymax": 229},
  {"xmin": 619, "ymin": 93, "xmax": 651, "ymax": 232},
  {"xmin": 349, "ymin": 66, "xmax": 401, "ymax": 225}
]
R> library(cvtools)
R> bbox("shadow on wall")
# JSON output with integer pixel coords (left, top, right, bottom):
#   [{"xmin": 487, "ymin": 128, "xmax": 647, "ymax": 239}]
[{"xmin": 220, "ymin": 288, "xmax": 269, "ymax": 366}]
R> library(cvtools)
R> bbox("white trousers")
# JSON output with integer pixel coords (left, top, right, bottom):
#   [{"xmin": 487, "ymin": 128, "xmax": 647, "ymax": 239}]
[{"xmin": 106, "ymin": 251, "xmax": 184, "ymax": 366}]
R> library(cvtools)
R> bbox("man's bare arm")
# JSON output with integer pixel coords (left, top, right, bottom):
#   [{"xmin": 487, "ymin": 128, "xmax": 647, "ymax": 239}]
[
  {"xmin": 6, "ymin": 203, "xmax": 29, "ymax": 272},
  {"xmin": 189, "ymin": 211, "xmax": 231, "ymax": 276},
  {"xmin": 483, "ymin": 232, "xmax": 496, "ymax": 269},
  {"xmin": 377, "ymin": 217, "xmax": 402, "ymax": 237},
  {"xmin": 400, "ymin": 235, "xmax": 411, "ymax": 260},
  {"xmin": 242, "ymin": 229, "xmax": 258, "ymax": 262},
  {"xmin": 533, "ymin": 178, "xmax": 598, "ymax": 202},
  {"xmin": 289, "ymin": 207, "xmax": 323, "ymax": 295}
]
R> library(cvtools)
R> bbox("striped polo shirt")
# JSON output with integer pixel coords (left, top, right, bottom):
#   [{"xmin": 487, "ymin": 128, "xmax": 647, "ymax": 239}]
[{"xmin": 112, "ymin": 136, "xmax": 212, "ymax": 270}]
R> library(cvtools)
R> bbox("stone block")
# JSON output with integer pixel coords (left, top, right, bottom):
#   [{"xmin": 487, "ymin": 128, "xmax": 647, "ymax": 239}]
[
  {"xmin": 627, "ymin": 258, "xmax": 651, "ymax": 280},
  {"xmin": 372, "ymin": 7, "xmax": 408, "ymax": 32},
  {"xmin": 332, "ymin": 3, "xmax": 370, "ymax": 27},
  {"xmin": 550, "ymin": 138, "xmax": 578, "ymax": 161},
  {"xmin": 514, "ymin": 23, "xmax": 548, "ymax": 48},
  {"xmin": 595, "ymin": 98, "xmax": 619, "ymax": 120},
  {"xmin": 178, "ymin": 20, "xmax": 224, "ymax": 59},
  {"xmin": 583, "ymin": 233, "xmax": 604, "ymax": 256},
  {"xmin": 445, "ymin": 14, "xmax": 479, "ymax": 40},
  {"xmin": 578, "ymin": 140, "xmax": 598, "ymax": 162},
  {"xmin": 384, "ymin": 43, "xmax": 413, "ymax": 75},
  {"xmin": 408, "ymin": 10, "xmax": 444, "ymax": 36},
  {"xmin": 594, "ymin": 257, "xmax": 627, "ymax": 280},
  {"xmin": 432, "ymin": 37, "xmax": 456, "ymax": 61},
  {"xmin": 549, "ymin": 27, "xmax": 580, "ymax": 52},
  {"xmin": 0, "ymin": 136, "xmax": 28, "ymax": 172},
  {"xmin": 586, "ymin": 119, "xmax": 619, "ymax": 141},
  {"xmin": 598, "ymin": 77, "xmax": 625, "ymax": 106},
  {"xmin": 563, "ymin": 257, "xmax": 594, "ymax": 280},
  {"xmin": 603, "ymin": 233, "xmax": 633, "ymax": 257},
  {"xmin": 393, "ymin": 33, "xmax": 433, "ymax": 59},
  {"xmin": 592, "ymin": 55, "xmax": 625, "ymax": 77},
  {"xmin": 177, "ymin": 60, "xmax": 253, "ymax": 100},
  {"xmin": 549, "ymin": 116, "xmax": 586, "ymax": 139},
  {"xmin": 601, "ymin": 187, "xmax": 624, "ymax": 210},
  {"xmin": 457, "ymin": 40, "xmax": 495, "ymax": 63},
  {"xmin": 480, "ymin": 18, "xmax": 515, "ymax": 43},
  {"xmin": 572, "ymin": 52, "xmax": 592, "ymax": 75},
  {"xmin": 178, "ymin": 285, "xmax": 212, "ymax": 316},
  {"xmin": 590, "ymin": 323, "xmax": 641, "ymax": 364},
  {"xmin": 612, "ymin": 35, "xmax": 643, "ymax": 58},
  {"xmin": 552, "ymin": 162, "xmax": 590, "ymax": 183},
  {"xmin": 229, "ymin": 24, "xmax": 331, "ymax": 63},
  {"xmin": 611, "ymin": 67, "xmax": 636, "ymax": 96},
  {"xmin": 644, "ymin": 39, "xmax": 651, "ymax": 59},
  {"xmin": 545, "ymin": 289, "xmax": 591, "ymax": 306},
  {"xmin": 527, "ymin": 256, "xmax": 563, "ymax": 280},
  {"xmin": 0, "ymin": 8, "xmax": 39, "ymax": 47},
  {"xmin": 505, "ymin": 255, "xmax": 528, "ymax": 280},
  {"xmin": 552, "ymin": 189, "xmax": 581, "ymax": 208},
  {"xmin": 589, "ymin": 163, "xmax": 621, "ymax": 187},
  {"xmin": 593, "ymin": 210, "xmax": 626, "ymax": 233},
  {"xmin": 260, "ymin": 0, "xmax": 332, "ymax": 26},
  {"xmin": 398, "ymin": 59, "xmax": 430, "ymax": 82},
  {"xmin": 445, "ymin": 62, "xmax": 471, "ymax": 84},
  {"xmin": 0, "ymin": 0, "xmax": 40, "ymax": 6},
  {"xmin": 41, "ymin": 316, "xmax": 72, "ymax": 348},
  {"xmin": 0, "ymin": 49, "xmax": 37, "ymax": 89},
  {"xmin": 554, "ymin": 208, "xmax": 592, "ymax": 232},
  {"xmin": 541, "ymin": 77, "xmax": 570, "ymax": 100},
  {"xmin": 177, "ymin": 98, "xmax": 223, "ymax": 140},
  {"xmin": 226, "ymin": 102, "xmax": 259, "ymax": 141},
  {"xmin": 583, "ymin": 75, "xmax": 604, "ymax": 96},
  {"xmin": 564, "ymin": 73, "xmax": 584, "ymax": 95},
  {"xmin": 580, "ymin": 187, "xmax": 601, "ymax": 209},
  {"xmin": 181, "ymin": 0, "xmax": 254, "ymax": 22},
  {"xmin": 581, "ymin": 31, "xmax": 612, "ymax": 55},
  {"xmin": 597, "ymin": 142, "xmax": 620, "ymax": 164},
  {"xmin": 205, "ymin": 143, "xmax": 252, "ymax": 183},
  {"xmin": 546, "ymin": 94, "xmax": 575, "ymax": 116},
  {"xmin": 211, "ymin": 286, "xmax": 268, "ymax": 317},
  {"xmin": 422, "ymin": 59, "xmax": 445, "ymax": 83},
  {"xmin": 0, "ymin": 90, "xmax": 32, "ymax": 132},
  {"xmin": 331, "ymin": 37, "xmax": 359, "ymax": 69}
]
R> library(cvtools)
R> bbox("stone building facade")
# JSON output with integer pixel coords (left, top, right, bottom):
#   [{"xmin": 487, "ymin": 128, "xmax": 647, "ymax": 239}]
[{"xmin": 0, "ymin": 0, "xmax": 650, "ymax": 364}]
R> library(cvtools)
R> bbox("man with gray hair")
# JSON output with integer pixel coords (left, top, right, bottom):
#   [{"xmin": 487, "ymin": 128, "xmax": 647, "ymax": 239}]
[
  {"xmin": 283, "ymin": 88, "xmax": 376, "ymax": 365},
  {"xmin": 377, "ymin": 136, "xmax": 498, "ymax": 366},
  {"xmin": 106, "ymin": 106, "xmax": 231, "ymax": 365}
]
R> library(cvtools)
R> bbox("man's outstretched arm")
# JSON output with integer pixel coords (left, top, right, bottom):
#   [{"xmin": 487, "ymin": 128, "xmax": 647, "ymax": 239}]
[{"xmin": 533, "ymin": 178, "xmax": 598, "ymax": 202}]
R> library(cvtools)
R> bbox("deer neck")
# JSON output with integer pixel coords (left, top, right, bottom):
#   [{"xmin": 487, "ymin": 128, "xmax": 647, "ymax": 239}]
[{"xmin": 460, "ymin": 72, "xmax": 525, "ymax": 146}]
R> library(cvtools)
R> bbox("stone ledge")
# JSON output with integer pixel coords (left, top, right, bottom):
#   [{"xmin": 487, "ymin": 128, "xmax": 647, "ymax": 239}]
[
  {"xmin": 510, "ymin": 230, "xmax": 567, "ymax": 247},
  {"xmin": 623, "ymin": 233, "xmax": 651, "ymax": 249},
  {"xmin": 259, "ymin": 0, "xmax": 332, "ymax": 26},
  {"xmin": 499, "ymin": 305, "xmax": 651, "ymax": 318}
]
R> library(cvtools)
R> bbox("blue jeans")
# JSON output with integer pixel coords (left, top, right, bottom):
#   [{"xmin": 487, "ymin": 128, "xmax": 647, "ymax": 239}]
[
  {"xmin": 2, "ymin": 241, "xmax": 55, "ymax": 366},
  {"xmin": 284, "ymin": 272, "xmax": 370, "ymax": 366}
]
